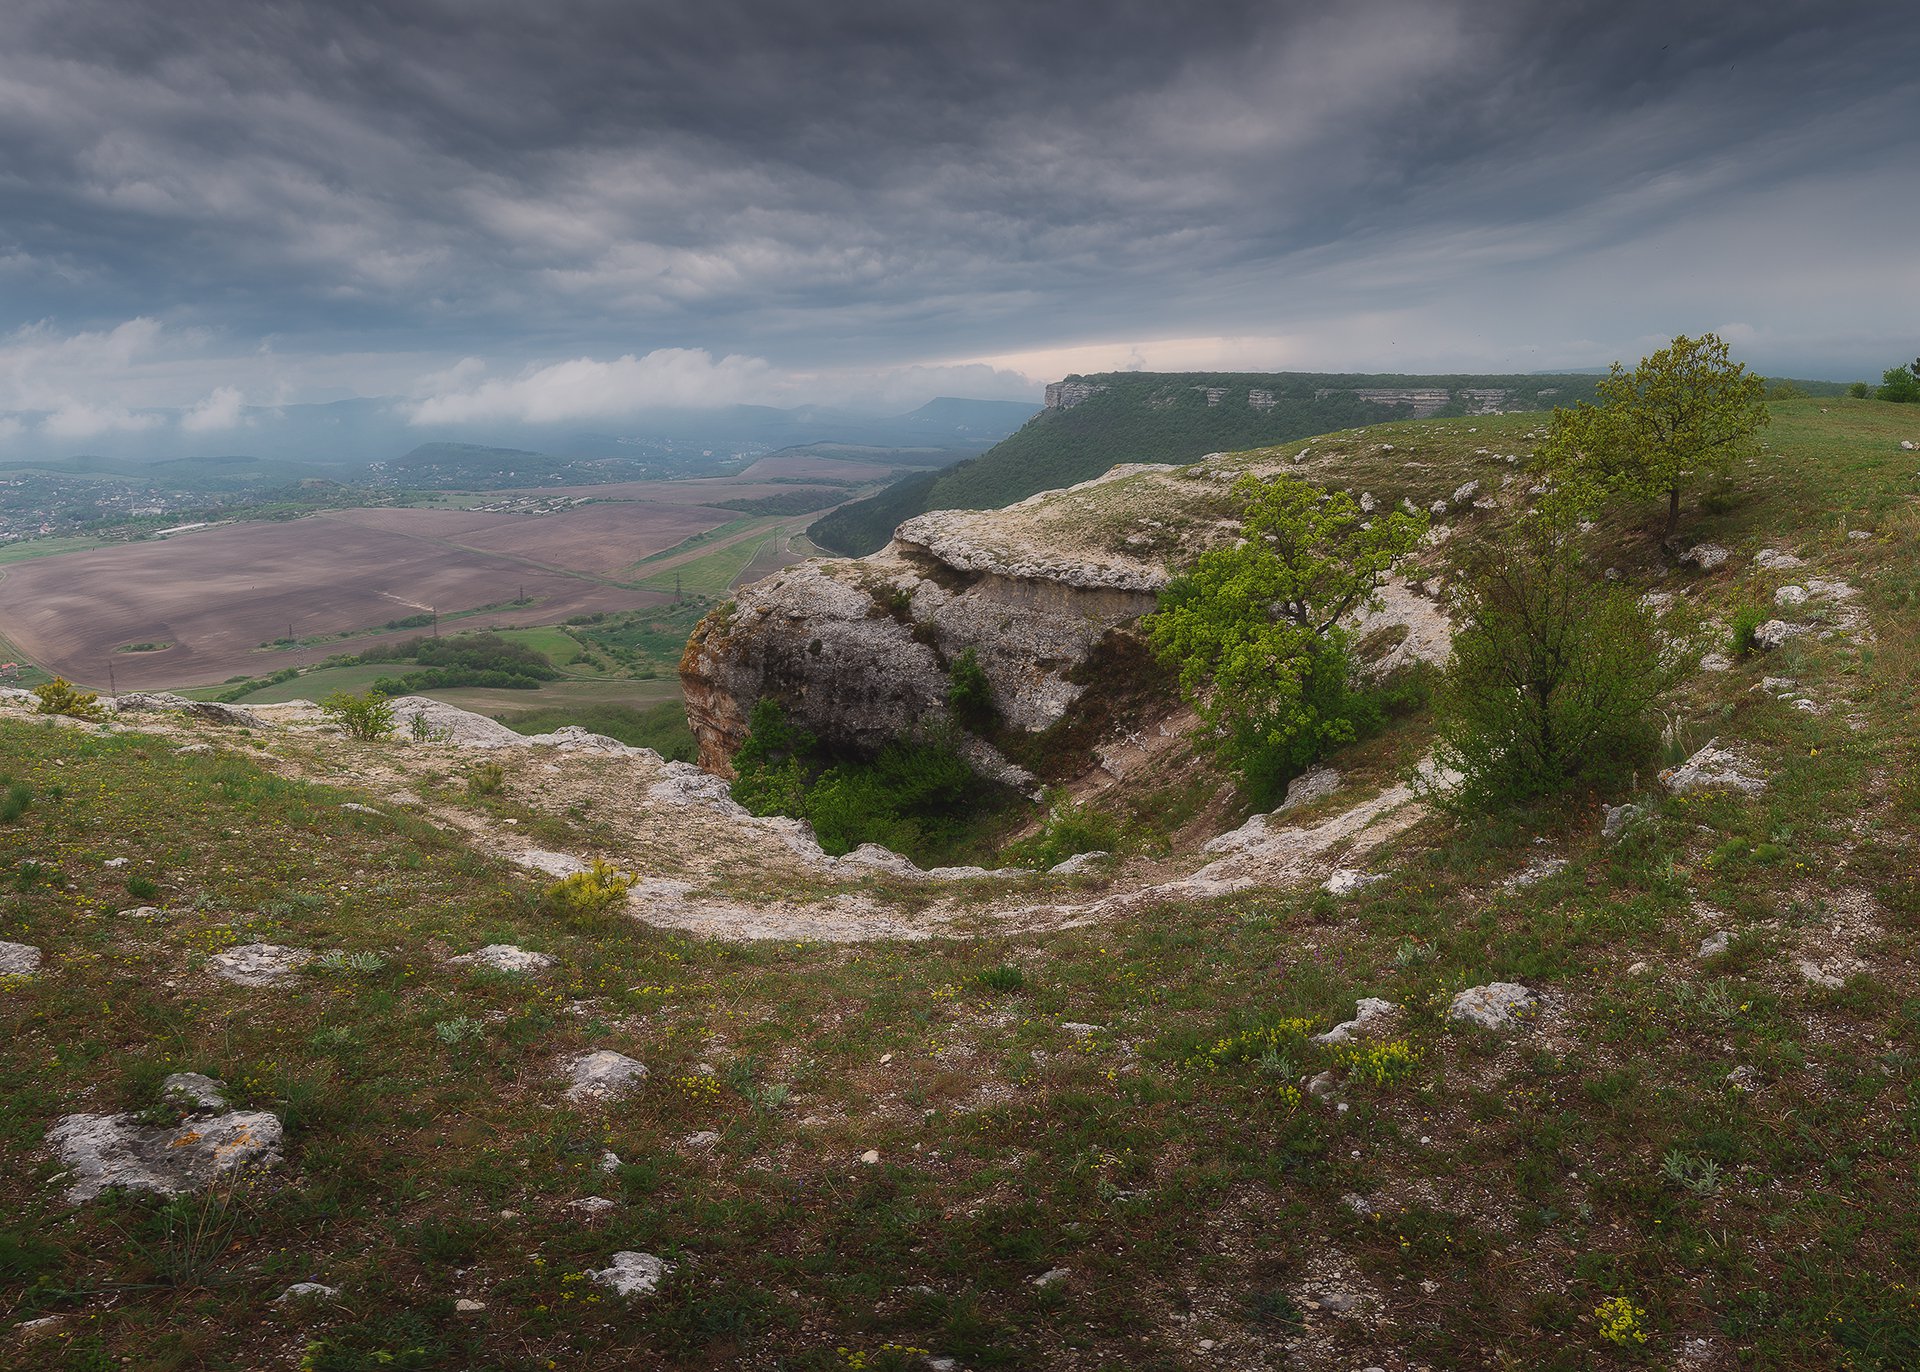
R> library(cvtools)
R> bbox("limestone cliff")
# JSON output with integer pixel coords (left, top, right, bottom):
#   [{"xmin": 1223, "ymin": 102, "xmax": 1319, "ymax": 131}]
[{"xmin": 684, "ymin": 448, "xmax": 1460, "ymax": 783}]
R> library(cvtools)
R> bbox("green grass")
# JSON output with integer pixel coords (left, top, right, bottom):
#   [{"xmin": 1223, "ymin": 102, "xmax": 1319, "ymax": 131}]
[
  {"xmin": 1, "ymin": 401, "xmax": 1917, "ymax": 1368},
  {"xmin": 491, "ymin": 701, "xmax": 698, "ymax": 760}
]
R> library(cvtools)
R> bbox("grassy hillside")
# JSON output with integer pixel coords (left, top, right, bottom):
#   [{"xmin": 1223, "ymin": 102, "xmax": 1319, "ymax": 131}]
[
  {"xmin": 1, "ymin": 396, "xmax": 1917, "ymax": 1369},
  {"xmin": 809, "ymin": 371, "xmax": 1856, "ymax": 556}
]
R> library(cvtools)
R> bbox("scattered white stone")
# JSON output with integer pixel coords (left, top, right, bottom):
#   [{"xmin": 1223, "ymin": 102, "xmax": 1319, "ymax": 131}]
[
  {"xmin": 1752, "ymin": 549, "xmax": 1805, "ymax": 570},
  {"xmin": 1359, "ymin": 492, "xmax": 1376, "ymax": 512},
  {"xmin": 1049, "ymin": 851, "xmax": 1110, "ymax": 876},
  {"xmin": 568, "ymin": 1196, "xmax": 617, "ymax": 1216},
  {"xmin": 1340, "ymin": 1192, "xmax": 1377, "ymax": 1217},
  {"xmin": 1503, "ymin": 857, "xmax": 1567, "ymax": 890},
  {"xmin": 1696, "ymin": 932, "xmax": 1732, "ymax": 959},
  {"xmin": 860, "ymin": 1149, "xmax": 880, "ymax": 1165},
  {"xmin": 1322, "ymin": 868, "xmax": 1381, "ymax": 897},
  {"xmin": 1280, "ymin": 766, "xmax": 1341, "ymax": 812},
  {"xmin": 1661, "ymin": 740, "xmax": 1767, "ymax": 796},
  {"xmin": 1805, "ymin": 576, "xmax": 1857, "ymax": 601},
  {"xmin": 1602, "ymin": 803, "xmax": 1646, "ymax": 839},
  {"xmin": 1684, "ymin": 543, "xmax": 1730, "ymax": 571},
  {"xmin": 1752, "ymin": 619, "xmax": 1805, "ymax": 651},
  {"xmin": 207, "ymin": 942, "xmax": 309, "ymax": 986},
  {"xmin": 1727, "ymin": 1065, "xmax": 1761, "ymax": 1093},
  {"xmin": 1848, "ymin": 529, "xmax": 1872, "ymax": 540},
  {"xmin": 589, "ymin": 1251, "xmax": 673, "ymax": 1298},
  {"xmin": 278, "ymin": 1282, "xmax": 339, "ymax": 1301},
  {"xmin": 561, "ymin": 1050, "xmax": 648, "ymax": 1103},
  {"xmin": 340, "ymin": 802, "xmax": 383, "ymax": 815},
  {"xmin": 117, "ymin": 906, "xmax": 167, "ymax": 920},
  {"xmin": 684, "ymin": 1130, "xmax": 721, "ymax": 1149},
  {"xmin": 0, "ymin": 941, "xmax": 43, "ymax": 977},
  {"xmin": 1032, "ymin": 1268, "xmax": 1069, "ymax": 1288},
  {"xmin": 1313, "ymin": 998, "xmax": 1400, "ymax": 1045},
  {"xmin": 1698, "ymin": 651, "xmax": 1731, "ymax": 672},
  {"xmin": 1305, "ymin": 1071, "xmax": 1339, "ymax": 1100},
  {"xmin": 1448, "ymin": 982, "xmax": 1539, "ymax": 1030},
  {"xmin": 16, "ymin": 1314, "xmax": 65, "ymax": 1337},
  {"xmin": 1901, "ymin": 440, "xmax": 1917, "ymax": 451},
  {"xmin": 174, "ymin": 742, "xmax": 212, "ymax": 755},
  {"xmin": 103, "ymin": 856, "xmax": 129, "ymax": 868},
  {"xmin": 1760, "ymin": 675, "xmax": 1796, "ymax": 693},
  {"xmin": 47, "ymin": 1107, "xmax": 283, "ymax": 1202},
  {"xmin": 450, "ymin": 944, "xmax": 555, "ymax": 974},
  {"xmin": 598, "ymin": 1150, "xmax": 622, "ymax": 1174},
  {"xmin": 454, "ymin": 1298, "xmax": 486, "ymax": 1314},
  {"xmin": 161, "ymin": 1072, "xmax": 229, "ymax": 1112},
  {"xmin": 1310, "ymin": 1289, "xmax": 1360, "ymax": 1313},
  {"xmin": 1773, "ymin": 584, "xmax": 1809, "ymax": 607},
  {"xmin": 1796, "ymin": 959, "xmax": 1847, "ymax": 990},
  {"xmin": 1450, "ymin": 480, "xmax": 1480, "ymax": 506},
  {"xmin": 1059, "ymin": 1022, "xmax": 1102, "ymax": 1038}
]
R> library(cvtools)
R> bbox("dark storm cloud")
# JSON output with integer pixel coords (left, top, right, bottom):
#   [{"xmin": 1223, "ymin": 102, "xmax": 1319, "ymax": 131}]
[{"xmin": 1, "ymin": 0, "xmax": 1916, "ymax": 414}]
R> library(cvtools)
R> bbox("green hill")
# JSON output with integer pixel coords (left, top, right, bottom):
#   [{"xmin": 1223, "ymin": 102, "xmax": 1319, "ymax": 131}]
[{"xmin": 809, "ymin": 370, "xmax": 1849, "ymax": 555}]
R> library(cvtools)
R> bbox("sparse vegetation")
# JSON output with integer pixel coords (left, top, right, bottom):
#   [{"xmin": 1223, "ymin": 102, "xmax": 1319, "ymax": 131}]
[
  {"xmin": 32, "ymin": 677, "xmax": 103, "ymax": 720},
  {"xmin": 319, "ymin": 689, "xmax": 396, "ymax": 741}
]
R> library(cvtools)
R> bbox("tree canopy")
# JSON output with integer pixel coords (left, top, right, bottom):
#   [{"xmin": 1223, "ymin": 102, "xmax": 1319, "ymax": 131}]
[
  {"xmin": 1877, "ymin": 358, "xmax": 1920, "ymax": 403},
  {"xmin": 1145, "ymin": 473, "xmax": 1425, "ymax": 802},
  {"xmin": 1539, "ymin": 332, "xmax": 1770, "ymax": 538}
]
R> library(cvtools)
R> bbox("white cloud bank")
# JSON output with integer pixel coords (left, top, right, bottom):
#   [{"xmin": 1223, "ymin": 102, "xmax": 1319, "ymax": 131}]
[{"xmin": 408, "ymin": 348, "xmax": 776, "ymax": 424}]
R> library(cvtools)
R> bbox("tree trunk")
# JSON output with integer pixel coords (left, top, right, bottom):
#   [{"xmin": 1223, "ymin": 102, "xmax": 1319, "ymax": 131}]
[{"xmin": 1665, "ymin": 486, "xmax": 1681, "ymax": 540}]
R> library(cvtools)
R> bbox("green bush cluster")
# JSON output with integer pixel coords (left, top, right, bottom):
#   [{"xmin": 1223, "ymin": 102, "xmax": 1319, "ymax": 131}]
[
  {"xmin": 728, "ymin": 699, "xmax": 1006, "ymax": 860},
  {"xmin": 540, "ymin": 859, "xmax": 636, "ymax": 926},
  {"xmin": 1434, "ymin": 524, "xmax": 1679, "ymax": 807},
  {"xmin": 358, "ymin": 632, "xmax": 557, "ymax": 693},
  {"xmin": 32, "ymin": 678, "xmax": 103, "ymax": 720},
  {"xmin": 944, "ymin": 648, "xmax": 997, "ymax": 732},
  {"xmin": 320, "ymin": 690, "xmax": 396, "ymax": 741}
]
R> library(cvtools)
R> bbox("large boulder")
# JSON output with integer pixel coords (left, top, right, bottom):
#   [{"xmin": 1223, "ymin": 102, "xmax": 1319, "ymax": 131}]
[{"xmin": 47, "ymin": 1075, "xmax": 282, "ymax": 1203}]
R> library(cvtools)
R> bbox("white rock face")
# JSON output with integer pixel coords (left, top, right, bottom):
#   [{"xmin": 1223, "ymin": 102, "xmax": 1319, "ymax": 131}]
[
  {"xmin": 1774, "ymin": 585, "xmax": 1809, "ymax": 607},
  {"xmin": 47, "ymin": 1107, "xmax": 283, "ymax": 1202},
  {"xmin": 450, "ymin": 944, "xmax": 555, "ymax": 974},
  {"xmin": 1661, "ymin": 741, "xmax": 1767, "ymax": 796},
  {"xmin": 109, "ymin": 692, "xmax": 269, "ymax": 728},
  {"xmin": 589, "ymin": 1251, "xmax": 673, "ymax": 1297},
  {"xmin": 207, "ymin": 942, "xmax": 310, "ymax": 986},
  {"xmin": 385, "ymin": 697, "xmax": 529, "ymax": 748},
  {"xmin": 1448, "ymin": 982, "xmax": 1538, "ymax": 1030},
  {"xmin": 1048, "ymin": 851, "xmax": 1111, "ymax": 876},
  {"xmin": 1752, "ymin": 549, "xmax": 1805, "ymax": 570},
  {"xmin": 561, "ymin": 1050, "xmax": 649, "ymax": 1103},
  {"xmin": 0, "ymin": 941, "xmax": 43, "ymax": 976},
  {"xmin": 1313, "ymin": 997, "xmax": 1400, "ymax": 1045},
  {"xmin": 278, "ymin": 1283, "xmax": 339, "ymax": 1301},
  {"xmin": 1322, "ymin": 868, "xmax": 1381, "ymax": 897},
  {"xmin": 1685, "ymin": 544, "xmax": 1731, "ymax": 571},
  {"xmin": 1752, "ymin": 619, "xmax": 1805, "ymax": 651}
]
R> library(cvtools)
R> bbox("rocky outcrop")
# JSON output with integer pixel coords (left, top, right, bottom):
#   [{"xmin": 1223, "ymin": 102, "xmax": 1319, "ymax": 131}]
[{"xmin": 681, "ymin": 467, "xmax": 1172, "ymax": 777}]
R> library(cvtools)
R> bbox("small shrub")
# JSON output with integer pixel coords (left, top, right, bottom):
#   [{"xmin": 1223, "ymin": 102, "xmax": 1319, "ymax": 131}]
[
  {"xmin": 1847, "ymin": 381, "xmax": 1870, "ymax": 399},
  {"xmin": 466, "ymin": 761, "xmax": 506, "ymax": 797},
  {"xmin": 126, "ymin": 875, "xmax": 161, "ymax": 900},
  {"xmin": 32, "ymin": 677, "xmax": 103, "ymax": 720},
  {"xmin": 315, "ymin": 950, "xmax": 387, "ymax": 976},
  {"xmin": 1728, "ymin": 605, "xmax": 1768, "ymax": 658},
  {"xmin": 1003, "ymin": 791, "xmax": 1125, "ymax": 869},
  {"xmin": 1333, "ymin": 1038, "xmax": 1421, "ymax": 1088},
  {"xmin": 320, "ymin": 691, "xmax": 396, "ymax": 742},
  {"xmin": 433, "ymin": 1017, "xmax": 484, "ymax": 1046},
  {"xmin": 541, "ymin": 859, "xmax": 636, "ymax": 924},
  {"xmin": 974, "ymin": 964, "xmax": 1026, "ymax": 994},
  {"xmin": 407, "ymin": 713, "xmax": 454, "ymax": 744},
  {"xmin": 1435, "ymin": 522, "xmax": 1681, "ymax": 807},
  {"xmin": 1659, "ymin": 1149, "xmax": 1724, "ymax": 1195},
  {"xmin": 945, "ymin": 647, "xmax": 997, "ymax": 731},
  {"xmin": 0, "ymin": 781, "xmax": 31, "ymax": 824}
]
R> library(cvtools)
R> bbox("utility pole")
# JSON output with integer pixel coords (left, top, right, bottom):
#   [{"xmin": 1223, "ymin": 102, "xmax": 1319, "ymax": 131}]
[
  {"xmin": 432, "ymin": 608, "xmax": 439, "ymax": 638},
  {"xmin": 107, "ymin": 661, "xmax": 116, "ymax": 697}
]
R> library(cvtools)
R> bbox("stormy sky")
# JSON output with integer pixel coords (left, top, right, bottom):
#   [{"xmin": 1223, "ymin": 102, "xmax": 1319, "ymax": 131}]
[{"xmin": 3, "ymin": 0, "xmax": 1916, "ymax": 434}]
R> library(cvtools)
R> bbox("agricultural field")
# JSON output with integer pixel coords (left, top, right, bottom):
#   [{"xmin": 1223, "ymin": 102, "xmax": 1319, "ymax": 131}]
[{"xmin": 0, "ymin": 465, "xmax": 881, "ymax": 699}]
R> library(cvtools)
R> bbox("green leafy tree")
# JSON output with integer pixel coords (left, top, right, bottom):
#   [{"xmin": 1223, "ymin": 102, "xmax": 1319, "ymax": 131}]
[
  {"xmin": 1539, "ymin": 333, "xmax": 1770, "ymax": 539},
  {"xmin": 1435, "ymin": 522, "xmax": 1683, "ymax": 807},
  {"xmin": 945, "ymin": 647, "xmax": 997, "ymax": 732},
  {"xmin": 1146, "ymin": 473, "xmax": 1425, "ymax": 803},
  {"xmin": 320, "ymin": 690, "xmax": 396, "ymax": 741},
  {"xmin": 1876, "ymin": 358, "xmax": 1920, "ymax": 403}
]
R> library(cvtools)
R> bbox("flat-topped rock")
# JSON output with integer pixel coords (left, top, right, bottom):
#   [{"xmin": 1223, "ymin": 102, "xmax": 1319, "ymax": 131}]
[
  {"xmin": 1661, "ymin": 740, "xmax": 1767, "ymax": 796},
  {"xmin": 561, "ymin": 1050, "xmax": 648, "ymax": 1103},
  {"xmin": 47, "ymin": 1107, "xmax": 283, "ymax": 1202},
  {"xmin": 589, "ymin": 1250, "xmax": 673, "ymax": 1297},
  {"xmin": 450, "ymin": 944, "xmax": 556, "ymax": 974},
  {"xmin": 0, "ymin": 941, "xmax": 43, "ymax": 977},
  {"xmin": 207, "ymin": 942, "xmax": 310, "ymax": 986},
  {"xmin": 1449, "ymin": 982, "xmax": 1538, "ymax": 1030}
]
